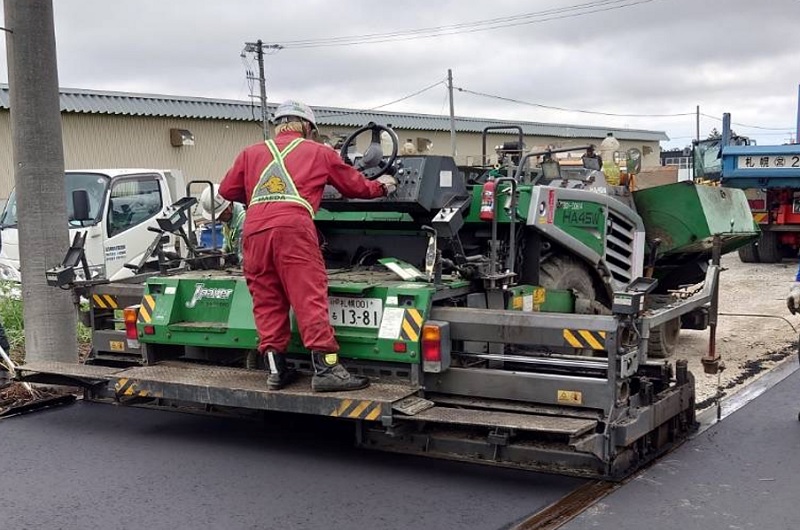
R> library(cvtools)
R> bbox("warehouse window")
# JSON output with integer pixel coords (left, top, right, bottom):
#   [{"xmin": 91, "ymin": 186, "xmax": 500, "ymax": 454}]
[{"xmin": 107, "ymin": 177, "xmax": 163, "ymax": 237}]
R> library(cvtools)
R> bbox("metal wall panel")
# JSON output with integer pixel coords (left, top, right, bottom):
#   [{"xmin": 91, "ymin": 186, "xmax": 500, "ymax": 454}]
[{"xmin": 0, "ymin": 112, "xmax": 662, "ymax": 199}]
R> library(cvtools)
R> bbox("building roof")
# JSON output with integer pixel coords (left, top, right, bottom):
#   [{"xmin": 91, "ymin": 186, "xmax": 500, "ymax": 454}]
[{"xmin": 0, "ymin": 85, "xmax": 668, "ymax": 142}]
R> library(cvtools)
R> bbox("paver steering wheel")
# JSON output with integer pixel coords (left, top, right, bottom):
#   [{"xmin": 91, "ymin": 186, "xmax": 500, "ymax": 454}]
[{"xmin": 339, "ymin": 122, "xmax": 399, "ymax": 179}]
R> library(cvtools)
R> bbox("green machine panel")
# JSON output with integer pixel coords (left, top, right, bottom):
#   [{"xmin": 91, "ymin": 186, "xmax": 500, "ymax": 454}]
[
  {"xmin": 506, "ymin": 285, "xmax": 575, "ymax": 313},
  {"xmin": 137, "ymin": 271, "xmax": 454, "ymax": 364},
  {"xmin": 552, "ymin": 200, "xmax": 606, "ymax": 256},
  {"xmin": 463, "ymin": 183, "xmax": 533, "ymax": 224}
]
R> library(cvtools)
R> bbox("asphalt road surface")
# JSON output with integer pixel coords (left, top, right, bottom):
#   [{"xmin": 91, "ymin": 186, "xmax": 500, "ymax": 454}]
[
  {"xmin": 0, "ymin": 401, "xmax": 582, "ymax": 530},
  {"xmin": 564, "ymin": 366, "xmax": 800, "ymax": 530}
]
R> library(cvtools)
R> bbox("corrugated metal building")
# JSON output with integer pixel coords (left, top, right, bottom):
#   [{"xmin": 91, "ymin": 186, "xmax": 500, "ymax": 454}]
[{"xmin": 0, "ymin": 85, "xmax": 668, "ymax": 200}]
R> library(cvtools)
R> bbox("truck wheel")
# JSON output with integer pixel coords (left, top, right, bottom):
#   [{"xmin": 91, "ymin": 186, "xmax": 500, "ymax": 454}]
[
  {"xmin": 541, "ymin": 255, "xmax": 600, "ymax": 355},
  {"xmin": 540, "ymin": 255, "xmax": 597, "ymax": 310},
  {"xmin": 756, "ymin": 231, "xmax": 780, "ymax": 263},
  {"xmin": 737, "ymin": 242, "xmax": 760, "ymax": 263},
  {"xmin": 648, "ymin": 318, "xmax": 680, "ymax": 358}
]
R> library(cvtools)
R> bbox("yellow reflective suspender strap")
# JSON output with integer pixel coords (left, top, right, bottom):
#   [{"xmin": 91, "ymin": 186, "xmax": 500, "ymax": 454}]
[{"xmin": 250, "ymin": 138, "xmax": 315, "ymax": 218}]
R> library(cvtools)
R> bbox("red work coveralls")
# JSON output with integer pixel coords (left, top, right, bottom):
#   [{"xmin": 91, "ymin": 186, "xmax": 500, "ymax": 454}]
[{"xmin": 219, "ymin": 131, "xmax": 384, "ymax": 354}]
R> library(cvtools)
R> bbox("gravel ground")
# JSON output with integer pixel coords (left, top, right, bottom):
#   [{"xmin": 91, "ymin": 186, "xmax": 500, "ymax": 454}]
[{"xmin": 680, "ymin": 254, "xmax": 798, "ymax": 408}]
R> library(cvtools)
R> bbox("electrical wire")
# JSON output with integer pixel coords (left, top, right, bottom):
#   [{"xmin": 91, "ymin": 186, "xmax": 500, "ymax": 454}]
[
  {"xmin": 240, "ymin": 47, "xmax": 258, "ymax": 122},
  {"xmin": 274, "ymin": 0, "xmax": 659, "ymax": 49},
  {"xmin": 322, "ymin": 78, "xmax": 446, "ymax": 119},
  {"xmin": 455, "ymin": 86, "xmax": 794, "ymax": 135},
  {"xmin": 455, "ymin": 85, "xmax": 695, "ymax": 118},
  {"xmin": 280, "ymin": 0, "xmax": 634, "ymax": 45},
  {"xmin": 700, "ymin": 112, "xmax": 794, "ymax": 131},
  {"xmin": 718, "ymin": 312, "xmax": 798, "ymax": 334},
  {"xmin": 440, "ymin": 84, "xmax": 450, "ymax": 116}
]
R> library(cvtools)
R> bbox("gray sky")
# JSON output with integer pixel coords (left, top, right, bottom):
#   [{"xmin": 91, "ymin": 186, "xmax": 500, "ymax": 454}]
[{"xmin": 2, "ymin": 0, "xmax": 799, "ymax": 148}]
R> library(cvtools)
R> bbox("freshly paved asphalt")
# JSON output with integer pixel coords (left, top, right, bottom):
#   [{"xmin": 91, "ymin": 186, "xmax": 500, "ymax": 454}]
[
  {"xmin": 565, "ymin": 368, "xmax": 800, "ymax": 530},
  {"xmin": 0, "ymin": 401, "xmax": 582, "ymax": 530}
]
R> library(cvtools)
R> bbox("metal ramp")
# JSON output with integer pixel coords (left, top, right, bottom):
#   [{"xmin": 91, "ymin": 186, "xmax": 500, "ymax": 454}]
[{"xmin": 18, "ymin": 361, "xmax": 420, "ymax": 422}]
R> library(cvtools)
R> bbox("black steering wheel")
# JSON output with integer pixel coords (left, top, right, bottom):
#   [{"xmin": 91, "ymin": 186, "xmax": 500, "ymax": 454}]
[{"xmin": 339, "ymin": 122, "xmax": 399, "ymax": 179}]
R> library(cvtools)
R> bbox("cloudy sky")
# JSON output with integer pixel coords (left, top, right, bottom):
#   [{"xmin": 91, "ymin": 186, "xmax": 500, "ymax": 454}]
[{"xmin": 1, "ymin": 0, "xmax": 798, "ymax": 148}]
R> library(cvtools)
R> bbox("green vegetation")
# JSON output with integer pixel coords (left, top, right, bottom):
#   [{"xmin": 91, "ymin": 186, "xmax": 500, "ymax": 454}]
[{"xmin": 0, "ymin": 281, "xmax": 91, "ymax": 363}]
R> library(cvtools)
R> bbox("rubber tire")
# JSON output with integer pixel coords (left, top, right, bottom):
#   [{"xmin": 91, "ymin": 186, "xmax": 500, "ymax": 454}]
[
  {"xmin": 648, "ymin": 317, "xmax": 681, "ymax": 358},
  {"xmin": 539, "ymin": 255, "xmax": 596, "ymax": 306},
  {"xmin": 737, "ymin": 242, "xmax": 760, "ymax": 263},
  {"xmin": 757, "ymin": 231, "xmax": 781, "ymax": 263}
]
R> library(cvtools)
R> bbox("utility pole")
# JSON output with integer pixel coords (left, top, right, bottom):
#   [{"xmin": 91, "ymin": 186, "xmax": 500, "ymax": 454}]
[
  {"xmin": 695, "ymin": 105, "xmax": 700, "ymax": 143},
  {"xmin": 447, "ymin": 69, "xmax": 457, "ymax": 158},
  {"xmin": 4, "ymin": 0, "xmax": 76, "ymax": 362},
  {"xmin": 244, "ymin": 40, "xmax": 283, "ymax": 140},
  {"xmin": 796, "ymin": 84, "xmax": 799, "ymax": 145}
]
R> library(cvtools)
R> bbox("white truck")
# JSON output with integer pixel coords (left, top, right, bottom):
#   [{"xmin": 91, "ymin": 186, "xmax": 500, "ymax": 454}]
[{"xmin": 0, "ymin": 169, "xmax": 187, "ymax": 282}]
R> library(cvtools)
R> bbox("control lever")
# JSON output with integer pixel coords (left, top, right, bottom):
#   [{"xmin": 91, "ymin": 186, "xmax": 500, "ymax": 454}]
[{"xmin": 421, "ymin": 226, "xmax": 441, "ymax": 284}]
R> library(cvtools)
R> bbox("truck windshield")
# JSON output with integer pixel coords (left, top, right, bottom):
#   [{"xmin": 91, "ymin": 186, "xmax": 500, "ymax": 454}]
[
  {"xmin": 693, "ymin": 139, "xmax": 722, "ymax": 180},
  {"xmin": 0, "ymin": 172, "xmax": 110, "ymax": 228}
]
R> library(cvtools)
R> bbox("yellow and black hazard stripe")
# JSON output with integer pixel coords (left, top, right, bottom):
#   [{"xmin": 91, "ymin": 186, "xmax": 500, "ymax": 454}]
[
  {"xmin": 400, "ymin": 308, "xmax": 424, "ymax": 342},
  {"xmin": 115, "ymin": 378, "xmax": 154, "ymax": 398},
  {"xmin": 753, "ymin": 212, "xmax": 768, "ymax": 224},
  {"xmin": 138, "ymin": 294, "xmax": 156, "ymax": 323},
  {"xmin": 92, "ymin": 293, "xmax": 118, "ymax": 310},
  {"xmin": 329, "ymin": 399, "xmax": 383, "ymax": 421},
  {"xmin": 563, "ymin": 329, "xmax": 607, "ymax": 350}
]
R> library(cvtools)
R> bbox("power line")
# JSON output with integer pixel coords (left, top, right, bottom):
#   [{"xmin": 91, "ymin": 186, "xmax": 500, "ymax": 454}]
[
  {"xmin": 456, "ymin": 86, "xmax": 795, "ymax": 132},
  {"xmin": 279, "ymin": 0, "xmax": 635, "ymax": 45},
  {"xmin": 455, "ymin": 85, "xmax": 695, "ymax": 118},
  {"xmin": 700, "ymin": 112, "xmax": 794, "ymax": 131},
  {"xmin": 294, "ymin": 79, "xmax": 447, "ymax": 121},
  {"xmin": 275, "ymin": 0, "xmax": 659, "ymax": 49}
]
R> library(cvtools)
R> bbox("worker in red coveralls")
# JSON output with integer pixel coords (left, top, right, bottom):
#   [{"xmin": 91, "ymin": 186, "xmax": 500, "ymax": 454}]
[{"xmin": 219, "ymin": 100, "xmax": 397, "ymax": 392}]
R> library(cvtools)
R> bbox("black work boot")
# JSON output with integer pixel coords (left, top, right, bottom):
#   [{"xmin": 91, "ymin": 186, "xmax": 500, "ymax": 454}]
[
  {"xmin": 311, "ymin": 352, "xmax": 370, "ymax": 392},
  {"xmin": 265, "ymin": 350, "xmax": 297, "ymax": 391}
]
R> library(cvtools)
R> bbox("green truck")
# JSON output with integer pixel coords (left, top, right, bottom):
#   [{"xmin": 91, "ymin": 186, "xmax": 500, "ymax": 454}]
[{"xmin": 21, "ymin": 124, "xmax": 757, "ymax": 480}]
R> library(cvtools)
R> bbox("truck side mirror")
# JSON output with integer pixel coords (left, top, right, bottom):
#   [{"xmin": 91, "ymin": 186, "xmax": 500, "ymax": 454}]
[{"xmin": 71, "ymin": 189, "xmax": 91, "ymax": 222}]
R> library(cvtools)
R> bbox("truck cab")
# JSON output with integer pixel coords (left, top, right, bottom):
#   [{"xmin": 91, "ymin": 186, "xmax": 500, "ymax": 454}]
[{"xmin": 0, "ymin": 169, "xmax": 185, "ymax": 281}]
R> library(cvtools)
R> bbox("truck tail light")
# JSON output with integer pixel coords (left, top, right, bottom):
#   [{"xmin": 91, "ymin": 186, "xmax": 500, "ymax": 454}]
[
  {"xmin": 123, "ymin": 306, "xmax": 140, "ymax": 340},
  {"xmin": 422, "ymin": 325, "xmax": 441, "ymax": 362},
  {"xmin": 421, "ymin": 321, "xmax": 451, "ymax": 374}
]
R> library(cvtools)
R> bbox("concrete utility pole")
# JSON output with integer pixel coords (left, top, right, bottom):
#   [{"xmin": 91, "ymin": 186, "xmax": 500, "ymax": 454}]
[
  {"xmin": 4, "ymin": 0, "xmax": 76, "ymax": 362},
  {"xmin": 447, "ymin": 69, "xmax": 457, "ymax": 158},
  {"xmin": 244, "ymin": 40, "xmax": 283, "ymax": 141},
  {"xmin": 695, "ymin": 105, "xmax": 700, "ymax": 143}
]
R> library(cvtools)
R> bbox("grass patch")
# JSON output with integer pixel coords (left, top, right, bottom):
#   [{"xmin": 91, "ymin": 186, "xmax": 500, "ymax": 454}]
[{"xmin": 0, "ymin": 281, "xmax": 91, "ymax": 364}]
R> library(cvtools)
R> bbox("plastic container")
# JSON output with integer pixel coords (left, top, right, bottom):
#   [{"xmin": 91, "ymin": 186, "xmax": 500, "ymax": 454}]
[
  {"xmin": 599, "ymin": 133, "xmax": 621, "ymax": 185},
  {"xmin": 199, "ymin": 223, "xmax": 224, "ymax": 249}
]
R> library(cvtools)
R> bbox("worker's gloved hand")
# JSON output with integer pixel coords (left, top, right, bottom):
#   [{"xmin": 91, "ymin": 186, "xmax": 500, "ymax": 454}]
[
  {"xmin": 787, "ymin": 283, "xmax": 800, "ymax": 315},
  {"xmin": 377, "ymin": 175, "xmax": 397, "ymax": 195}
]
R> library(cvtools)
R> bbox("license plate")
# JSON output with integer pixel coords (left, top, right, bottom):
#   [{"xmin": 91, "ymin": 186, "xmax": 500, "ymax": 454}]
[{"xmin": 329, "ymin": 297, "xmax": 383, "ymax": 329}]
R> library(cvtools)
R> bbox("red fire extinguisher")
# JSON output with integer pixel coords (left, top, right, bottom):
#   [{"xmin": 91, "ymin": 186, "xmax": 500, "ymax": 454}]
[{"xmin": 479, "ymin": 178, "xmax": 496, "ymax": 221}]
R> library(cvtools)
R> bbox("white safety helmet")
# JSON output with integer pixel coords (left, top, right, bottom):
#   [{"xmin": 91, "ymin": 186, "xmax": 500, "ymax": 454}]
[
  {"xmin": 273, "ymin": 99, "xmax": 317, "ymax": 129},
  {"xmin": 199, "ymin": 185, "xmax": 231, "ymax": 221}
]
